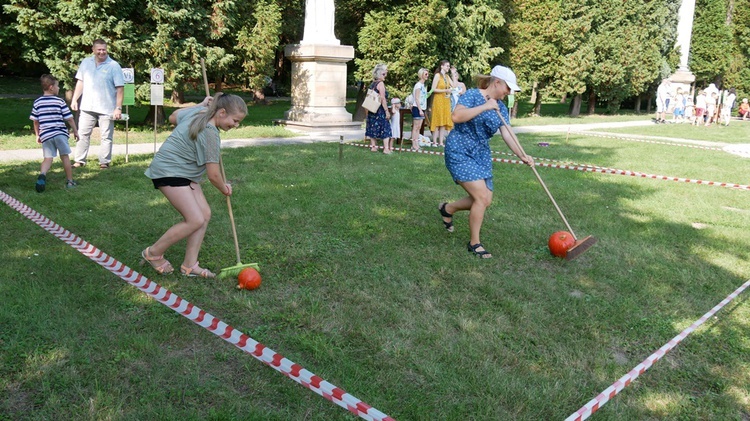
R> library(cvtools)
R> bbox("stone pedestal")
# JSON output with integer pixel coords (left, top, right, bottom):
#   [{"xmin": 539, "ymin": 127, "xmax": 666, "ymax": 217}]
[
  {"xmin": 279, "ymin": 44, "xmax": 361, "ymax": 130},
  {"xmin": 670, "ymin": 68, "xmax": 696, "ymax": 97}
]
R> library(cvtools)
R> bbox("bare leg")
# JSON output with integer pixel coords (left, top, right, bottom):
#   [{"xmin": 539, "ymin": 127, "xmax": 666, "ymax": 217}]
[
  {"xmin": 40, "ymin": 158, "xmax": 53, "ymax": 174},
  {"xmin": 60, "ymin": 155, "xmax": 73, "ymax": 181},
  {"xmin": 411, "ymin": 119, "xmax": 423, "ymax": 150},
  {"xmin": 181, "ymin": 183, "xmax": 211, "ymax": 267},
  {"xmin": 149, "ymin": 184, "xmax": 209, "ymax": 259},
  {"xmin": 456, "ymin": 180, "xmax": 493, "ymax": 253}
]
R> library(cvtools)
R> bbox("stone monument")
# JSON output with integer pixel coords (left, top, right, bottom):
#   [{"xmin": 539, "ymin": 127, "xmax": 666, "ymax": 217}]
[
  {"xmin": 670, "ymin": 0, "xmax": 696, "ymax": 94},
  {"xmin": 280, "ymin": 0, "xmax": 360, "ymax": 130}
]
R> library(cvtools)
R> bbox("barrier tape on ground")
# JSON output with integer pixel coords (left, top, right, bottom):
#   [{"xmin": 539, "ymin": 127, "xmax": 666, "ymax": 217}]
[
  {"xmin": 344, "ymin": 142, "xmax": 750, "ymax": 191},
  {"xmin": 0, "ymin": 190, "xmax": 393, "ymax": 421},
  {"xmin": 566, "ymin": 278, "xmax": 750, "ymax": 421},
  {"xmin": 570, "ymin": 131, "xmax": 735, "ymax": 153}
]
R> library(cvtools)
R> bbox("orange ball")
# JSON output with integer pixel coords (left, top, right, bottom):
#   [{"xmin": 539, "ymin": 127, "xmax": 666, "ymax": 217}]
[
  {"xmin": 237, "ymin": 267, "xmax": 261, "ymax": 290},
  {"xmin": 548, "ymin": 231, "xmax": 575, "ymax": 258}
]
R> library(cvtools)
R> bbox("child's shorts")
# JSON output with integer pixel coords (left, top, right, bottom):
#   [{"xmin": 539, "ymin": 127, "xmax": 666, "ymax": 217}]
[
  {"xmin": 42, "ymin": 135, "xmax": 72, "ymax": 158},
  {"xmin": 411, "ymin": 106, "xmax": 424, "ymax": 119},
  {"xmin": 673, "ymin": 108, "xmax": 684, "ymax": 117},
  {"xmin": 695, "ymin": 108, "xmax": 705, "ymax": 117}
]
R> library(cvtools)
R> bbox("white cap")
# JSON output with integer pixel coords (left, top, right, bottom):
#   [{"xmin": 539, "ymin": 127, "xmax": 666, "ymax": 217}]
[
  {"xmin": 490, "ymin": 65, "xmax": 521, "ymax": 91},
  {"xmin": 391, "ymin": 97, "xmax": 401, "ymax": 104}
]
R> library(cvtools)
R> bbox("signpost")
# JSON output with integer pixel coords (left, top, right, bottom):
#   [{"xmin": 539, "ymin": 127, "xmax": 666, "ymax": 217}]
[
  {"xmin": 150, "ymin": 68, "xmax": 165, "ymax": 153},
  {"xmin": 122, "ymin": 68, "xmax": 135, "ymax": 162}
]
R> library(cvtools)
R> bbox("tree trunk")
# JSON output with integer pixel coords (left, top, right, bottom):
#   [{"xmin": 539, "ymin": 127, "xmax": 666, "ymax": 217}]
[
  {"xmin": 533, "ymin": 91, "xmax": 542, "ymax": 115},
  {"xmin": 634, "ymin": 95, "xmax": 641, "ymax": 113},
  {"xmin": 646, "ymin": 94, "xmax": 653, "ymax": 113},
  {"xmin": 215, "ymin": 77, "xmax": 223, "ymax": 93},
  {"xmin": 569, "ymin": 94, "xmax": 582, "ymax": 117},
  {"xmin": 144, "ymin": 105, "xmax": 167, "ymax": 126},
  {"xmin": 587, "ymin": 90, "xmax": 596, "ymax": 115},
  {"xmin": 530, "ymin": 81, "xmax": 538, "ymax": 104},
  {"xmin": 171, "ymin": 89, "xmax": 185, "ymax": 105},
  {"xmin": 511, "ymin": 98, "xmax": 519, "ymax": 118}
]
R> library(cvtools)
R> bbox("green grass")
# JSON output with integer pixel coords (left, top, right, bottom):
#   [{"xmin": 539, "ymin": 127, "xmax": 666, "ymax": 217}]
[
  {"xmin": 595, "ymin": 120, "xmax": 750, "ymax": 144},
  {"xmin": 2, "ymin": 130, "xmax": 750, "ymax": 419}
]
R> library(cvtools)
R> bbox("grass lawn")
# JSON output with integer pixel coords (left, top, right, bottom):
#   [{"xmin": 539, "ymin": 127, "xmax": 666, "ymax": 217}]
[{"xmin": 1, "ymin": 126, "xmax": 749, "ymax": 419}]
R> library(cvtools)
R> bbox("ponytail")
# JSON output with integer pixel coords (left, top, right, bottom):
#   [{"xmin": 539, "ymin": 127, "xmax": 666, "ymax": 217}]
[{"xmin": 188, "ymin": 92, "xmax": 248, "ymax": 140}]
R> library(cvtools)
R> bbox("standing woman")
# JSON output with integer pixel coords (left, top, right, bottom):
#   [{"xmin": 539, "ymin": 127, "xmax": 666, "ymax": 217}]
[
  {"xmin": 409, "ymin": 68, "xmax": 429, "ymax": 151},
  {"xmin": 365, "ymin": 63, "xmax": 393, "ymax": 154},
  {"xmin": 438, "ymin": 66, "xmax": 534, "ymax": 258},
  {"xmin": 141, "ymin": 93, "xmax": 248, "ymax": 278},
  {"xmin": 429, "ymin": 60, "xmax": 454, "ymax": 146}
]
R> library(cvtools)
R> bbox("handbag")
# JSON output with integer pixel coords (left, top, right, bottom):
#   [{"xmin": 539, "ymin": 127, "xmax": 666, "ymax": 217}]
[{"xmin": 362, "ymin": 86, "xmax": 381, "ymax": 113}]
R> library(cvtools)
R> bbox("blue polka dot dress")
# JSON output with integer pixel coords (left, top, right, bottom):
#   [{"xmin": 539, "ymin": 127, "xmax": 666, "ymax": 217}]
[
  {"xmin": 365, "ymin": 82, "xmax": 392, "ymax": 140},
  {"xmin": 444, "ymin": 88, "xmax": 510, "ymax": 191}
]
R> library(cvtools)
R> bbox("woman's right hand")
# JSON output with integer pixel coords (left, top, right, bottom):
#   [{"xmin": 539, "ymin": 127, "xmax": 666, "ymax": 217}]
[
  {"xmin": 484, "ymin": 97, "xmax": 499, "ymax": 111},
  {"xmin": 222, "ymin": 183, "xmax": 233, "ymax": 196}
]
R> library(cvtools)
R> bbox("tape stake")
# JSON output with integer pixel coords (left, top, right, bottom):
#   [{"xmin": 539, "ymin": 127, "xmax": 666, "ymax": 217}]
[
  {"xmin": 0, "ymin": 190, "xmax": 393, "ymax": 421},
  {"xmin": 565, "ymin": 278, "xmax": 750, "ymax": 421}
]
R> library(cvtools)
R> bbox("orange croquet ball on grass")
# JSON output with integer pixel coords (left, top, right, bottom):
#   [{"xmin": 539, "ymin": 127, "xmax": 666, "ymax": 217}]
[
  {"xmin": 237, "ymin": 267, "xmax": 262, "ymax": 290},
  {"xmin": 548, "ymin": 231, "xmax": 576, "ymax": 258}
]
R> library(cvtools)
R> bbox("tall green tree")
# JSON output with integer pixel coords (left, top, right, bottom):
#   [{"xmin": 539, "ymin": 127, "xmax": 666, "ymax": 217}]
[{"xmin": 691, "ymin": 0, "xmax": 735, "ymax": 87}]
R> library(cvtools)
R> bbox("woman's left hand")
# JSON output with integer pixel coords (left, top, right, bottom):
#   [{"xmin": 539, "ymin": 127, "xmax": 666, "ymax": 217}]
[{"xmin": 522, "ymin": 155, "xmax": 535, "ymax": 167}]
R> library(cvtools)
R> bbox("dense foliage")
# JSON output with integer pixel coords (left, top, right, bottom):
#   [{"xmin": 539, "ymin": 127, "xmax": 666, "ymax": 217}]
[{"xmin": 1, "ymin": 0, "xmax": 748, "ymax": 114}]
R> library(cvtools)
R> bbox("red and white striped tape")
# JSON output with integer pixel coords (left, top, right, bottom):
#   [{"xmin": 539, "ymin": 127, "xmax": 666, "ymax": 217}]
[
  {"xmin": 565, "ymin": 278, "xmax": 750, "ymax": 421},
  {"xmin": 346, "ymin": 142, "xmax": 750, "ymax": 191},
  {"xmin": 0, "ymin": 190, "xmax": 393, "ymax": 421}
]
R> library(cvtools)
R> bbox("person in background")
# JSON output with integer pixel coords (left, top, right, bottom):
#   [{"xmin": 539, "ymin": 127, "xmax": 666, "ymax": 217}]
[
  {"xmin": 705, "ymin": 91, "xmax": 718, "ymax": 126},
  {"xmin": 738, "ymin": 98, "xmax": 750, "ymax": 120},
  {"xmin": 693, "ymin": 90, "xmax": 706, "ymax": 126},
  {"xmin": 70, "ymin": 39, "xmax": 124, "ymax": 169},
  {"xmin": 449, "ymin": 66, "xmax": 467, "ymax": 112},
  {"xmin": 365, "ymin": 63, "xmax": 393, "ymax": 154},
  {"xmin": 720, "ymin": 88, "xmax": 736, "ymax": 126},
  {"xmin": 409, "ymin": 68, "xmax": 429, "ymax": 151},
  {"xmin": 672, "ymin": 87, "xmax": 685, "ymax": 123},
  {"xmin": 389, "ymin": 97, "xmax": 401, "ymax": 148},
  {"xmin": 141, "ymin": 93, "xmax": 247, "ymax": 279},
  {"xmin": 429, "ymin": 60, "xmax": 454, "ymax": 146},
  {"xmin": 29, "ymin": 74, "xmax": 79, "ymax": 192},
  {"xmin": 655, "ymin": 78, "xmax": 671, "ymax": 124},
  {"xmin": 439, "ymin": 65, "xmax": 534, "ymax": 259}
]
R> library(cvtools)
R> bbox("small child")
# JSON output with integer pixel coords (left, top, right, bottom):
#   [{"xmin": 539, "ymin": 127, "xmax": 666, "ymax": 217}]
[
  {"xmin": 684, "ymin": 97, "xmax": 695, "ymax": 124},
  {"xmin": 389, "ymin": 97, "xmax": 401, "ymax": 150},
  {"xmin": 672, "ymin": 88, "xmax": 685, "ymax": 122},
  {"xmin": 705, "ymin": 92, "xmax": 718, "ymax": 126},
  {"xmin": 29, "ymin": 74, "xmax": 79, "ymax": 192},
  {"xmin": 694, "ymin": 91, "xmax": 706, "ymax": 126}
]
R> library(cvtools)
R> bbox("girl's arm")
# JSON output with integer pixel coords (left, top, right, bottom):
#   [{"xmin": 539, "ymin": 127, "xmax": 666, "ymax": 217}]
[
  {"xmin": 499, "ymin": 126, "xmax": 534, "ymax": 166},
  {"xmin": 414, "ymin": 88, "xmax": 424, "ymax": 115},
  {"xmin": 431, "ymin": 74, "xmax": 443, "ymax": 92},
  {"xmin": 33, "ymin": 120, "xmax": 41, "ymax": 144},
  {"xmin": 205, "ymin": 162, "xmax": 232, "ymax": 196}
]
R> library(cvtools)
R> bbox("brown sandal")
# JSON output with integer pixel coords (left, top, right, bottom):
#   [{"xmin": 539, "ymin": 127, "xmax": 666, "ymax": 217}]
[
  {"xmin": 140, "ymin": 247, "xmax": 174, "ymax": 274},
  {"xmin": 180, "ymin": 262, "xmax": 216, "ymax": 279}
]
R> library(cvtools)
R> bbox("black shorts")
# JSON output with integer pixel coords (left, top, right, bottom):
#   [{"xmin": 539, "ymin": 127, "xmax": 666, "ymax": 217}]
[{"xmin": 152, "ymin": 177, "xmax": 192, "ymax": 189}]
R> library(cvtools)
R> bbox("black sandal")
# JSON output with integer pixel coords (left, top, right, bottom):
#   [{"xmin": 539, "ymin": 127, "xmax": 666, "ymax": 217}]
[
  {"xmin": 467, "ymin": 242, "xmax": 492, "ymax": 259},
  {"xmin": 438, "ymin": 202, "xmax": 454, "ymax": 233}
]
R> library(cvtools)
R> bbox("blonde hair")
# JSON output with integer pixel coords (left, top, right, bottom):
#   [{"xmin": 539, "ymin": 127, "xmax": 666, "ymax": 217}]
[
  {"xmin": 188, "ymin": 92, "xmax": 248, "ymax": 140},
  {"xmin": 417, "ymin": 68, "xmax": 429, "ymax": 79},
  {"xmin": 475, "ymin": 75, "xmax": 500, "ymax": 90},
  {"xmin": 372, "ymin": 63, "xmax": 388, "ymax": 81}
]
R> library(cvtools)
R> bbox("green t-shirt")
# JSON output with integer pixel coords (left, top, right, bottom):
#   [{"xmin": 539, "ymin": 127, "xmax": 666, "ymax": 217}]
[{"xmin": 145, "ymin": 107, "xmax": 221, "ymax": 183}]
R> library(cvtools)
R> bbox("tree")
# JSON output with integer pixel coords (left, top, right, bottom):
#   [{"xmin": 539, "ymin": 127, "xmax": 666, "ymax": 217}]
[
  {"xmin": 235, "ymin": 0, "xmax": 282, "ymax": 103},
  {"xmin": 691, "ymin": 0, "xmax": 734, "ymax": 87}
]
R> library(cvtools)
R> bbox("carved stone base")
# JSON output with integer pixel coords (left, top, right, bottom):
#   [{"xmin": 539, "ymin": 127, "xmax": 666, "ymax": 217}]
[
  {"xmin": 670, "ymin": 69, "xmax": 696, "ymax": 96},
  {"xmin": 281, "ymin": 44, "xmax": 354, "ymax": 127}
]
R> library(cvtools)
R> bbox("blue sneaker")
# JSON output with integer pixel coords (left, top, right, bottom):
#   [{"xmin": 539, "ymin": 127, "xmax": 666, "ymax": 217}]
[
  {"xmin": 35, "ymin": 174, "xmax": 46, "ymax": 193},
  {"xmin": 65, "ymin": 180, "xmax": 77, "ymax": 189}
]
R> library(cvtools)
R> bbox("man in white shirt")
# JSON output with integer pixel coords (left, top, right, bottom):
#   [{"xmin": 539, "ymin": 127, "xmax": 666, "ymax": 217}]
[{"xmin": 71, "ymin": 39, "xmax": 124, "ymax": 169}]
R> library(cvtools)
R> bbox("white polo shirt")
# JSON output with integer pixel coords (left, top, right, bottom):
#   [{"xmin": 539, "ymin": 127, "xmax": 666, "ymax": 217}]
[{"xmin": 76, "ymin": 55, "xmax": 124, "ymax": 114}]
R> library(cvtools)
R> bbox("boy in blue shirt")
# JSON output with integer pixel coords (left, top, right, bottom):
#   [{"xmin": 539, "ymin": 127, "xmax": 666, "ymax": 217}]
[{"xmin": 29, "ymin": 74, "xmax": 79, "ymax": 192}]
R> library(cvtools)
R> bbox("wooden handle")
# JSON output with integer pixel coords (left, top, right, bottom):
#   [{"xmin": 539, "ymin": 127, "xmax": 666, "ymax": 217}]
[
  {"xmin": 220, "ymin": 155, "xmax": 242, "ymax": 265},
  {"xmin": 494, "ymin": 109, "xmax": 578, "ymax": 239},
  {"xmin": 201, "ymin": 59, "xmax": 210, "ymax": 97}
]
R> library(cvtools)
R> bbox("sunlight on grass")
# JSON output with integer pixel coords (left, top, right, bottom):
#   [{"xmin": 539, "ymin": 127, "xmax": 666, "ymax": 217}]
[
  {"xmin": 623, "ymin": 212, "xmax": 653, "ymax": 224},
  {"xmin": 692, "ymin": 245, "xmax": 750, "ymax": 278},
  {"xmin": 22, "ymin": 347, "xmax": 69, "ymax": 381},
  {"xmin": 641, "ymin": 391, "xmax": 690, "ymax": 416}
]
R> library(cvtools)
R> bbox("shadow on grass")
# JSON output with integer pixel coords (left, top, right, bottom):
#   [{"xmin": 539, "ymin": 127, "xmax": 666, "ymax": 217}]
[{"xmin": 1, "ymin": 141, "xmax": 749, "ymax": 420}]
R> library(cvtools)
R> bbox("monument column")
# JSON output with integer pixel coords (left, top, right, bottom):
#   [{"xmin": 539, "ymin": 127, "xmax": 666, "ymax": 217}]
[
  {"xmin": 670, "ymin": 0, "xmax": 696, "ymax": 93},
  {"xmin": 279, "ymin": 0, "xmax": 360, "ymax": 130}
]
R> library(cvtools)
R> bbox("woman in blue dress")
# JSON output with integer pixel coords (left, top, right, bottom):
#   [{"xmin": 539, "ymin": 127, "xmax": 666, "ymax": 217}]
[
  {"xmin": 365, "ymin": 63, "xmax": 393, "ymax": 154},
  {"xmin": 438, "ymin": 65, "xmax": 534, "ymax": 258}
]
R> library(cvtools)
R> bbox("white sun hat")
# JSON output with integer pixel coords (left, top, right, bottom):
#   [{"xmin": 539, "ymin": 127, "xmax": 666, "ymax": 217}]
[{"xmin": 490, "ymin": 65, "xmax": 521, "ymax": 92}]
